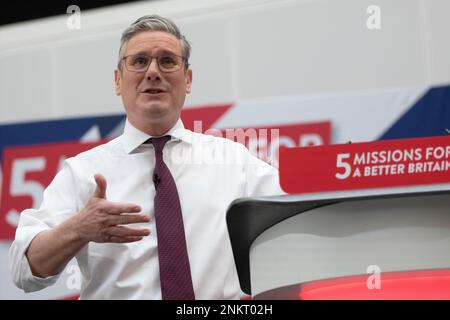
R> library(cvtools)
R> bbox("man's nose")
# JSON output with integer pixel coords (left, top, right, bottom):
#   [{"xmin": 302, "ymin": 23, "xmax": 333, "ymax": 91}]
[{"xmin": 145, "ymin": 58, "xmax": 161, "ymax": 80}]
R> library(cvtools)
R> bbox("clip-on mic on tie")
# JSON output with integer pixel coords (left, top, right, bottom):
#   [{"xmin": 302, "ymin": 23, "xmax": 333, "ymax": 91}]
[{"xmin": 153, "ymin": 173, "xmax": 161, "ymax": 189}]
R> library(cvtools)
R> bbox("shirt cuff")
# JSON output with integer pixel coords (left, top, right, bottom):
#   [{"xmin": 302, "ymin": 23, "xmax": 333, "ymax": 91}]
[{"xmin": 10, "ymin": 227, "xmax": 62, "ymax": 292}]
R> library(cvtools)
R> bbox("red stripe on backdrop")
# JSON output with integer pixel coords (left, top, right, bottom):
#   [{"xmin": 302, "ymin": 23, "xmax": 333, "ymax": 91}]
[{"xmin": 181, "ymin": 104, "xmax": 232, "ymax": 131}]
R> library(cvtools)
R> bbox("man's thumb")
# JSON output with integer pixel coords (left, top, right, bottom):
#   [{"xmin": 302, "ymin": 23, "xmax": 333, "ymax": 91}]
[{"xmin": 93, "ymin": 174, "xmax": 107, "ymax": 199}]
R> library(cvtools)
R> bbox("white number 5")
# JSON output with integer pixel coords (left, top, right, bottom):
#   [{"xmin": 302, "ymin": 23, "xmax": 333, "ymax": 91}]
[
  {"xmin": 335, "ymin": 153, "xmax": 351, "ymax": 180},
  {"xmin": 6, "ymin": 157, "xmax": 46, "ymax": 227}
]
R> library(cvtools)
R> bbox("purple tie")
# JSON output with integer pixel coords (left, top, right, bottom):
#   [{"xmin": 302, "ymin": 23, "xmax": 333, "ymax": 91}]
[{"xmin": 149, "ymin": 136, "xmax": 195, "ymax": 300}]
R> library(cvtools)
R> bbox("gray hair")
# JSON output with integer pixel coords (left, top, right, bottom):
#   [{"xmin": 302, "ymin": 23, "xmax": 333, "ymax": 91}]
[{"xmin": 117, "ymin": 15, "xmax": 191, "ymax": 72}]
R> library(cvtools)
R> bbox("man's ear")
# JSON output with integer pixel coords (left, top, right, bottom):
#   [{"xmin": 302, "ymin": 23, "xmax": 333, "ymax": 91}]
[
  {"xmin": 114, "ymin": 69, "xmax": 122, "ymax": 96},
  {"xmin": 185, "ymin": 68, "xmax": 192, "ymax": 94}
]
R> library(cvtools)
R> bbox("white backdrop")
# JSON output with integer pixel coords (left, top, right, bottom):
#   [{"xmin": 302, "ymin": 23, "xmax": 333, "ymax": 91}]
[{"xmin": 1, "ymin": 0, "xmax": 450, "ymax": 124}]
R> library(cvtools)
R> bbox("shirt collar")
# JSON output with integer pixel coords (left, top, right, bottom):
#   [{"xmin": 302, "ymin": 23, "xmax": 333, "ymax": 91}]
[{"xmin": 122, "ymin": 118, "xmax": 192, "ymax": 154}]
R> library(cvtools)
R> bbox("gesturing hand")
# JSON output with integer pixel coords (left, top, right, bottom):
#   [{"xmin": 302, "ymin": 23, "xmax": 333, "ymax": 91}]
[{"xmin": 72, "ymin": 173, "xmax": 150, "ymax": 244}]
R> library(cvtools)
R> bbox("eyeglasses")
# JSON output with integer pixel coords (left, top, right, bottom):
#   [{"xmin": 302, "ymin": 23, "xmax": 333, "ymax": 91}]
[{"xmin": 122, "ymin": 53, "xmax": 186, "ymax": 73}]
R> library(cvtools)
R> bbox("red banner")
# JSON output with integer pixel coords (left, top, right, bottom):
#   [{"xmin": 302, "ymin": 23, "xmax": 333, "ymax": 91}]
[
  {"xmin": 0, "ymin": 141, "xmax": 103, "ymax": 240},
  {"xmin": 279, "ymin": 136, "xmax": 450, "ymax": 194},
  {"xmin": 190, "ymin": 118, "xmax": 331, "ymax": 167},
  {"xmin": 229, "ymin": 122, "xmax": 330, "ymax": 166}
]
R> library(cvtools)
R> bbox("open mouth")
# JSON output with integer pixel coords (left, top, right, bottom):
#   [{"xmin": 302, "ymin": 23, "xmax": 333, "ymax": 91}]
[{"xmin": 142, "ymin": 89, "xmax": 165, "ymax": 94}]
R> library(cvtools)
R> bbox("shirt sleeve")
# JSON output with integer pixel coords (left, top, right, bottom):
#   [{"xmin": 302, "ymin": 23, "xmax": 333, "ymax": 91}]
[
  {"xmin": 9, "ymin": 161, "xmax": 79, "ymax": 292},
  {"xmin": 243, "ymin": 146, "xmax": 286, "ymax": 197}
]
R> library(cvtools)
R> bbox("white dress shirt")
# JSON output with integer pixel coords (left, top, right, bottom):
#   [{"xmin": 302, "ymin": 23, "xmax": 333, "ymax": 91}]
[{"xmin": 9, "ymin": 119, "xmax": 284, "ymax": 299}]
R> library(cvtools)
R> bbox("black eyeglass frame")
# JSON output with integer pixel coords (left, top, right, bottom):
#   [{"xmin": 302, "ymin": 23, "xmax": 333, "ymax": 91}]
[{"xmin": 121, "ymin": 53, "xmax": 188, "ymax": 73}]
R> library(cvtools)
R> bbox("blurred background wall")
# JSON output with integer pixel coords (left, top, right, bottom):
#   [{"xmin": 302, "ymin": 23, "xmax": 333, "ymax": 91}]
[
  {"xmin": 1, "ymin": 0, "xmax": 449, "ymax": 124},
  {"xmin": 0, "ymin": 0, "xmax": 449, "ymax": 299}
]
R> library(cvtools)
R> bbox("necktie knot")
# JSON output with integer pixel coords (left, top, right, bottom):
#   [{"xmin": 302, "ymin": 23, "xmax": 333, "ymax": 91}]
[{"xmin": 148, "ymin": 136, "xmax": 171, "ymax": 154}]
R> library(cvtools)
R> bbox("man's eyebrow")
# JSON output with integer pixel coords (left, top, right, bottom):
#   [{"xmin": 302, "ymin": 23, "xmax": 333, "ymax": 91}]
[
  {"xmin": 129, "ymin": 49, "xmax": 178, "ymax": 56},
  {"xmin": 158, "ymin": 49, "xmax": 178, "ymax": 55},
  {"xmin": 127, "ymin": 50, "xmax": 149, "ymax": 56}
]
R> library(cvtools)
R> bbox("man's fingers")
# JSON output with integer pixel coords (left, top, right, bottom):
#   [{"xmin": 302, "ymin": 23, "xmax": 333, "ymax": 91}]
[
  {"xmin": 108, "ymin": 236, "xmax": 144, "ymax": 243},
  {"xmin": 109, "ymin": 213, "xmax": 150, "ymax": 226},
  {"xmin": 93, "ymin": 174, "xmax": 107, "ymax": 199},
  {"xmin": 105, "ymin": 203, "xmax": 142, "ymax": 215},
  {"xmin": 108, "ymin": 226, "xmax": 150, "ymax": 237}
]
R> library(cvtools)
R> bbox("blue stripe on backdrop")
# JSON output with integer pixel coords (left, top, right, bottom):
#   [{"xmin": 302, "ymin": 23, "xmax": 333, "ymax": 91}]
[
  {"xmin": 0, "ymin": 114, "xmax": 125, "ymax": 162},
  {"xmin": 379, "ymin": 84, "xmax": 450, "ymax": 140}
]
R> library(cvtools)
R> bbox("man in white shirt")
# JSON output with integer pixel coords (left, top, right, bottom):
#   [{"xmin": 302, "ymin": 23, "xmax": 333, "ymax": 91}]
[{"xmin": 9, "ymin": 15, "xmax": 283, "ymax": 299}]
